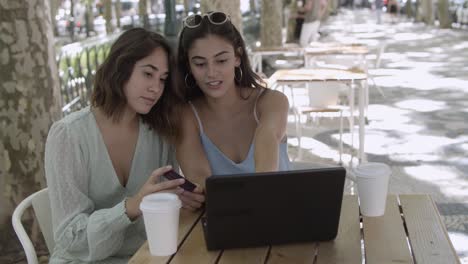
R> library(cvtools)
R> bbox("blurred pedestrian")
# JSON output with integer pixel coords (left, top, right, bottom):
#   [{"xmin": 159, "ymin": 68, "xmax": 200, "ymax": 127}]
[
  {"xmin": 375, "ymin": 0, "xmax": 383, "ymax": 23},
  {"xmin": 294, "ymin": 1, "xmax": 306, "ymax": 40},
  {"xmin": 299, "ymin": 0, "xmax": 327, "ymax": 46},
  {"xmin": 387, "ymin": 0, "xmax": 399, "ymax": 23}
]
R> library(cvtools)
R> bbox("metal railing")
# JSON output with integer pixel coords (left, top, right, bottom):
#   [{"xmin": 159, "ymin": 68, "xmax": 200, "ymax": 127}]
[{"xmin": 56, "ymin": 33, "xmax": 119, "ymax": 114}]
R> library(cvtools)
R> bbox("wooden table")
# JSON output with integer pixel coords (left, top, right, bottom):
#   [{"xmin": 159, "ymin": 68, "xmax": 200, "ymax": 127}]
[
  {"xmin": 304, "ymin": 43, "xmax": 369, "ymax": 55},
  {"xmin": 129, "ymin": 194, "xmax": 460, "ymax": 264},
  {"xmin": 250, "ymin": 43, "xmax": 368, "ymax": 74},
  {"xmin": 303, "ymin": 42, "xmax": 369, "ymax": 68},
  {"xmin": 269, "ymin": 68, "xmax": 368, "ymax": 163},
  {"xmin": 250, "ymin": 44, "xmax": 304, "ymax": 74}
]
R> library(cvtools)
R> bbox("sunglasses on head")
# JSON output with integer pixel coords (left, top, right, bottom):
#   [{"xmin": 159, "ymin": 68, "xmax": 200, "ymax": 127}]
[{"xmin": 183, "ymin": 11, "xmax": 230, "ymax": 29}]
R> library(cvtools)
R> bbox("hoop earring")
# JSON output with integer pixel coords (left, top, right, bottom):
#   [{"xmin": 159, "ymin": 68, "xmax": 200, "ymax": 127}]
[
  {"xmin": 185, "ymin": 73, "xmax": 196, "ymax": 89},
  {"xmin": 235, "ymin": 67, "xmax": 243, "ymax": 83}
]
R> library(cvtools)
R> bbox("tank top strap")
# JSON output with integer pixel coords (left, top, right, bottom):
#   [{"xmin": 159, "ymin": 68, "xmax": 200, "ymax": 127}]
[
  {"xmin": 188, "ymin": 101, "xmax": 204, "ymax": 134},
  {"xmin": 253, "ymin": 88, "xmax": 266, "ymax": 124}
]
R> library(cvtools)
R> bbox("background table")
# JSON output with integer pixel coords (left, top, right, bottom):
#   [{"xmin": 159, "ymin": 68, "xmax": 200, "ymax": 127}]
[
  {"xmin": 250, "ymin": 45, "xmax": 304, "ymax": 74},
  {"xmin": 304, "ymin": 42, "xmax": 369, "ymax": 69},
  {"xmin": 269, "ymin": 68, "xmax": 368, "ymax": 163},
  {"xmin": 129, "ymin": 194, "xmax": 460, "ymax": 264},
  {"xmin": 303, "ymin": 43, "xmax": 372, "ymax": 118}
]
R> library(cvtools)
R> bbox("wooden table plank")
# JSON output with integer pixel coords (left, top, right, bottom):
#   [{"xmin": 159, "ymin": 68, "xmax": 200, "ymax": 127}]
[
  {"xmin": 253, "ymin": 44, "xmax": 303, "ymax": 53},
  {"xmin": 399, "ymin": 195, "xmax": 461, "ymax": 264},
  {"xmin": 130, "ymin": 194, "xmax": 460, "ymax": 264},
  {"xmin": 362, "ymin": 195, "xmax": 413, "ymax": 264},
  {"xmin": 129, "ymin": 209, "xmax": 202, "ymax": 264},
  {"xmin": 218, "ymin": 247, "xmax": 270, "ymax": 264},
  {"xmin": 169, "ymin": 220, "xmax": 221, "ymax": 264},
  {"xmin": 316, "ymin": 195, "xmax": 362, "ymax": 264},
  {"xmin": 270, "ymin": 68, "xmax": 367, "ymax": 83},
  {"xmin": 267, "ymin": 243, "xmax": 317, "ymax": 263},
  {"xmin": 304, "ymin": 46, "xmax": 369, "ymax": 56}
]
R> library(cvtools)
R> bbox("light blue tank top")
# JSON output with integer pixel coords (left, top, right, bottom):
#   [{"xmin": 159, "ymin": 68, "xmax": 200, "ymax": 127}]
[{"xmin": 189, "ymin": 89, "xmax": 290, "ymax": 175}]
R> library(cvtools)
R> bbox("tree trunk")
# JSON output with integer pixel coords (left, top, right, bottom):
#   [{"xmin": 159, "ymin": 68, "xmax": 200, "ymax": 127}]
[
  {"xmin": 104, "ymin": 0, "xmax": 114, "ymax": 34},
  {"xmin": 437, "ymin": 0, "xmax": 452, "ymax": 28},
  {"xmin": 420, "ymin": 0, "xmax": 427, "ymax": 22},
  {"xmin": 164, "ymin": 0, "xmax": 177, "ymax": 37},
  {"xmin": 331, "ymin": 0, "xmax": 339, "ymax": 14},
  {"xmin": 69, "ymin": 0, "xmax": 76, "ymax": 41},
  {"xmin": 286, "ymin": 0, "xmax": 298, "ymax": 43},
  {"xmin": 200, "ymin": 0, "xmax": 243, "ymax": 35},
  {"xmin": 415, "ymin": 0, "xmax": 420, "ymax": 21},
  {"xmin": 422, "ymin": 0, "xmax": 434, "ymax": 25},
  {"xmin": 261, "ymin": 0, "xmax": 283, "ymax": 47},
  {"xmin": 85, "ymin": 0, "xmax": 95, "ymax": 37},
  {"xmin": 139, "ymin": 0, "xmax": 149, "ymax": 29},
  {"xmin": 250, "ymin": 0, "xmax": 257, "ymax": 11},
  {"xmin": 0, "ymin": 0, "xmax": 61, "ymax": 241},
  {"xmin": 405, "ymin": 0, "xmax": 412, "ymax": 18},
  {"xmin": 183, "ymin": 0, "xmax": 191, "ymax": 16},
  {"xmin": 50, "ymin": 0, "xmax": 60, "ymax": 35},
  {"xmin": 415, "ymin": 0, "xmax": 424, "ymax": 21},
  {"xmin": 115, "ymin": 0, "xmax": 122, "ymax": 28},
  {"xmin": 322, "ymin": 0, "xmax": 332, "ymax": 21}
]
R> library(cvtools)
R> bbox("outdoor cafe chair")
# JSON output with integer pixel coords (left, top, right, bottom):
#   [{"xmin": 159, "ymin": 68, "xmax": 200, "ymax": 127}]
[
  {"xmin": 12, "ymin": 188, "xmax": 54, "ymax": 264},
  {"xmin": 292, "ymin": 82, "xmax": 347, "ymax": 163}
]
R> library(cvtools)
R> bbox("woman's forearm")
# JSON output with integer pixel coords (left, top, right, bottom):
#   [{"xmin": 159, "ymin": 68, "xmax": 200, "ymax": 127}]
[{"xmin": 254, "ymin": 127, "xmax": 280, "ymax": 172}]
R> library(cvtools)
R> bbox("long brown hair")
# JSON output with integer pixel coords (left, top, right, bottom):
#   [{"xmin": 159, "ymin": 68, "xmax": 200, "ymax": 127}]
[
  {"xmin": 91, "ymin": 28, "xmax": 181, "ymax": 142},
  {"xmin": 177, "ymin": 12, "xmax": 265, "ymax": 101}
]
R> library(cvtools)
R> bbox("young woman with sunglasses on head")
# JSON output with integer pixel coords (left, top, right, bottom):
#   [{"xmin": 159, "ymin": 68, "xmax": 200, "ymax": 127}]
[
  {"xmin": 176, "ymin": 12, "xmax": 291, "ymax": 187},
  {"xmin": 44, "ymin": 28, "xmax": 204, "ymax": 263}
]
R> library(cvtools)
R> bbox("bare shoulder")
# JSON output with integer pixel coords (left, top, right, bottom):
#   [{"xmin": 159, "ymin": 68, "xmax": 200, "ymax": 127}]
[
  {"xmin": 257, "ymin": 89, "xmax": 289, "ymax": 112},
  {"xmin": 179, "ymin": 103, "xmax": 200, "ymax": 133},
  {"xmin": 180, "ymin": 103, "xmax": 193, "ymax": 116}
]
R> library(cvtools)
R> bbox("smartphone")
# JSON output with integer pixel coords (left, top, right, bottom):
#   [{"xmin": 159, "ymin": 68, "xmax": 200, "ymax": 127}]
[{"xmin": 163, "ymin": 169, "xmax": 197, "ymax": 192}]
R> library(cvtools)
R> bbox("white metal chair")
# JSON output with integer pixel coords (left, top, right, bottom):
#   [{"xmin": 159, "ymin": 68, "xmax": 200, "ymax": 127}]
[
  {"xmin": 367, "ymin": 42, "xmax": 386, "ymax": 98},
  {"xmin": 312, "ymin": 47, "xmax": 386, "ymax": 101},
  {"xmin": 12, "ymin": 188, "xmax": 54, "ymax": 264},
  {"xmin": 292, "ymin": 82, "xmax": 347, "ymax": 163}
]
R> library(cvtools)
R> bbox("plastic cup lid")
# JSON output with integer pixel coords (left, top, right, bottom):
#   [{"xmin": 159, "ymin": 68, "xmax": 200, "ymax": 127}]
[
  {"xmin": 354, "ymin": 162, "xmax": 391, "ymax": 179},
  {"xmin": 139, "ymin": 193, "xmax": 181, "ymax": 212}
]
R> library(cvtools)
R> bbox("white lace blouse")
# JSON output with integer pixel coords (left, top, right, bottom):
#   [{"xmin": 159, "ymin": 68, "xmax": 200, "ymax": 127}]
[{"xmin": 45, "ymin": 107, "xmax": 177, "ymax": 263}]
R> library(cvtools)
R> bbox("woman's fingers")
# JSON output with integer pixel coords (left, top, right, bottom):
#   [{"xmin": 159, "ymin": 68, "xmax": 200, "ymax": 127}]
[
  {"xmin": 178, "ymin": 191, "xmax": 205, "ymax": 211},
  {"xmin": 149, "ymin": 165, "xmax": 173, "ymax": 183},
  {"xmin": 178, "ymin": 184, "xmax": 205, "ymax": 211},
  {"xmin": 142, "ymin": 167, "xmax": 205, "ymax": 211},
  {"xmin": 164, "ymin": 187, "xmax": 185, "ymax": 195},
  {"xmin": 151, "ymin": 178, "xmax": 184, "ymax": 193},
  {"xmin": 182, "ymin": 189, "xmax": 205, "ymax": 204},
  {"xmin": 179, "ymin": 195, "xmax": 201, "ymax": 211},
  {"xmin": 192, "ymin": 185, "xmax": 205, "ymax": 194},
  {"xmin": 181, "ymin": 204, "xmax": 197, "ymax": 211}
]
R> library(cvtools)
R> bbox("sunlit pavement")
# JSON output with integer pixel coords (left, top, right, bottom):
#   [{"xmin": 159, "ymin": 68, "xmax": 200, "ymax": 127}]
[{"xmin": 284, "ymin": 8, "xmax": 468, "ymax": 262}]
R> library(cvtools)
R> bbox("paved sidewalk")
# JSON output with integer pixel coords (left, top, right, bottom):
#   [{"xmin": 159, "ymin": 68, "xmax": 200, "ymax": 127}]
[{"xmin": 283, "ymin": 8, "xmax": 468, "ymax": 262}]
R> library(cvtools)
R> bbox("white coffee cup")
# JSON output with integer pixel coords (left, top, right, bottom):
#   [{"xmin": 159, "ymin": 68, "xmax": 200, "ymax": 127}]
[
  {"xmin": 140, "ymin": 193, "xmax": 182, "ymax": 256},
  {"xmin": 347, "ymin": 162, "xmax": 391, "ymax": 217}
]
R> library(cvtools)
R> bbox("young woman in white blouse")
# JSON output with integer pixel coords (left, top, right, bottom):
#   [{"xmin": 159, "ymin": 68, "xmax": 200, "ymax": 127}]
[{"xmin": 45, "ymin": 28, "xmax": 204, "ymax": 263}]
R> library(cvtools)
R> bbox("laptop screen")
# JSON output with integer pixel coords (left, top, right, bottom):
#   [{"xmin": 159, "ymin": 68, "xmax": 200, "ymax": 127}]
[{"xmin": 203, "ymin": 167, "xmax": 346, "ymax": 250}]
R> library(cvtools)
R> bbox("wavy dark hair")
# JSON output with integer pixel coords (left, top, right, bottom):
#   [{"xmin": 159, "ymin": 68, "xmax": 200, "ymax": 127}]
[
  {"xmin": 177, "ymin": 12, "xmax": 265, "ymax": 101},
  {"xmin": 91, "ymin": 28, "xmax": 181, "ymax": 143}
]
